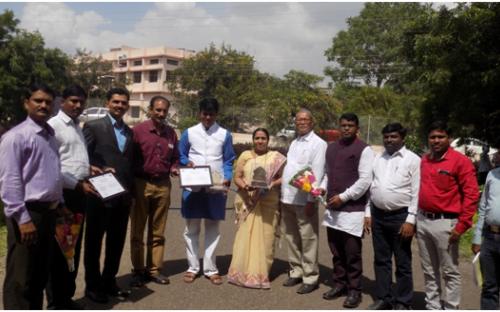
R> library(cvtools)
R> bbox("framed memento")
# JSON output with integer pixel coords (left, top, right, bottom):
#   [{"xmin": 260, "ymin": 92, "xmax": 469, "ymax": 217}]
[
  {"xmin": 179, "ymin": 166, "xmax": 213, "ymax": 188},
  {"xmin": 87, "ymin": 172, "xmax": 127, "ymax": 200}
]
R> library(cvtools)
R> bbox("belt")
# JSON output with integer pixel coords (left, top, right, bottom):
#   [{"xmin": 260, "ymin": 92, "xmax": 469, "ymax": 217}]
[
  {"xmin": 139, "ymin": 174, "xmax": 169, "ymax": 183},
  {"xmin": 373, "ymin": 206, "xmax": 408, "ymax": 216},
  {"xmin": 26, "ymin": 201, "xmax": 59, "ymax": 210},
  {"xmin": 420, "ymin": 210, "xmax": 458, "ymax": 220},
  {"xmin": 488, "ymin": 224, "xmax": 500, "ymax": 234}
]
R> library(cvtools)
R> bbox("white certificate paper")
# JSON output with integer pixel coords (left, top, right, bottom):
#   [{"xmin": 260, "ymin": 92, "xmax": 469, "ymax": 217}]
[
  {"xmin": 179, "ymin": 166, "xmax": 213, "ymax": 187},
  {"xmin": 88, "ymin": 173, "xmax": 126, "ymax": 200}
]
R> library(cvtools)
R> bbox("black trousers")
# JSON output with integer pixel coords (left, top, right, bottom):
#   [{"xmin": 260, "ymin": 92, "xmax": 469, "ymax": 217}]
[
  {"xmin": 46, "ymin": 189, "xmax": 86, "ymax": 308},
  {"xmin": 84, "ymin": 195, "xmax": 131, "ymax": 292},
  {"xmin": 327, "ymin": 227, "xmax": 363, "ymax": 295},
  {"xmin": 3, "ymin": 203, "xmax": 56, "ymax": 310},
  {"xmin": 371, "ymin": 207, "xmax": 413, "ymax": 306}
]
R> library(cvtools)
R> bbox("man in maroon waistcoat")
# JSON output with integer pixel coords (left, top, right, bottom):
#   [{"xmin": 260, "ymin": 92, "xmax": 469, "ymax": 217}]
[{"xmin": 320, "ymin": 113, "xmax": 374, "ymax": 308}]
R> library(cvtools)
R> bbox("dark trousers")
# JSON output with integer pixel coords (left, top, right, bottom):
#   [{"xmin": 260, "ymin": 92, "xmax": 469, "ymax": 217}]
[
  {"xmin": 479, "ymin": 230, "xmax": 500, "ymax": 309},
  {"xmin": 3, "ymin": 203, "xmax": 56, "ymax": 309},
  {"xmin": 371, "ymin": 207, "xmax": 413, "ymax": 306},
  {"xmin": 46, "ymin": 189, "xmax": 86, "ymax": 308},
  {"xmin": 327, "ymin": 227, "xmax": 362, "ymax": 294},
  {"xmin": 84, "ymin": 195, "xmax": 130, "ymax": 292}
]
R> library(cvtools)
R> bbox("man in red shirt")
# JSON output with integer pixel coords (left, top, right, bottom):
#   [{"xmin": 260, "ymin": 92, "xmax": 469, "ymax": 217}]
[
  {"xmin": 417, "ymin": 121, "xmax": 479, "ymax": 309},
  {"xmin": 130, "ymin": 96, "xmax": 179, "ymax": 287}
]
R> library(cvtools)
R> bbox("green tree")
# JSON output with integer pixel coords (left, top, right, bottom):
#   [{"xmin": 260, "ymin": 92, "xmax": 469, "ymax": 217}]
[
  {"xmin": 0, "ymin": 10, "xmax": 71, "ymax": 127},
  {"xmin": 405, "ymin": 3, "xmax": 500, "ymax": 147},
  {"xmin": 170, "ymin": 43, "xmax": 262, "ymax": 131}
]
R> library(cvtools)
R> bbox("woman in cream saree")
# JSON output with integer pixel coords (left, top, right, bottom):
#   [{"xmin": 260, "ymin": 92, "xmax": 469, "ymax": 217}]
[{"xmin": 227, "ymin": 128, "xmax": 286, "ymax": 289}]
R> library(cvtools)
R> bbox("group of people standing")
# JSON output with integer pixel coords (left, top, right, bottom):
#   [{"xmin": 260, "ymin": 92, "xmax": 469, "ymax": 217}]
[{"xmin": 0, "ymin": 82, "xmax": 499, "ymax": 310}]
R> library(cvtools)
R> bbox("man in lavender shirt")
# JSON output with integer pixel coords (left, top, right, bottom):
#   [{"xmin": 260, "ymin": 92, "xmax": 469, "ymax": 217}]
[{"xmin": 0, "ymin": 83, "xmax": 63, "ymax": 309}]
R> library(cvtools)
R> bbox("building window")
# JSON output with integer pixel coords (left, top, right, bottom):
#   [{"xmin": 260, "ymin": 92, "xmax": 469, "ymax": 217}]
[
  {"xmin": 133, "ymin": 59, "xmax": 142, "ymax": 66},
  {"xmin": 167, "ymin": 59, "xmax": 179, "ymax": 66},
  {"xmin": 130, "ymin": 106, "xmax": 141, "ymax": 118},
  {"xmin": 133, "ymin": 71, "xmax": 142, "ymax": 83},
  {"xmin": 149, "ymin": 58, "xmax": 159, "ymax": 65},
  {"xmin": 149, "ymin": 70, "xmax": 159, "ymax": 82},
  {"xmin": 166, "ymin": 70, "xmax": 175, "ymax": 82}
]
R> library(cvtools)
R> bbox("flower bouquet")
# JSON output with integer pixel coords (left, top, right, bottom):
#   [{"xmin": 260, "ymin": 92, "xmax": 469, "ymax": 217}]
[
  {"xmin": 54, "ymin": 212, "xmax": 84, "ymax": 272},
  {"xmin": 289, "ymin": 166, "xmax": 326, "ymax": 205}
]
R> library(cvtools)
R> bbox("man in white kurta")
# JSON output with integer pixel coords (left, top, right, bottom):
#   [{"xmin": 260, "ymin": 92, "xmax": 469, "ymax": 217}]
[{"xmin": 178, "ymin": 98, "xmax": 235, "ymax": 285}]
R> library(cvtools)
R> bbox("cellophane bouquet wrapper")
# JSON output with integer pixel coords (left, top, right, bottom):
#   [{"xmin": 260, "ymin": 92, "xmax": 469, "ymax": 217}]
[
  {"xmin": 288, "ymin": 167, "xmax": 326, "ymax": 205},
  {"xmin": 54, "ymin": 213, "xmax": 84, "ymax": 272}
]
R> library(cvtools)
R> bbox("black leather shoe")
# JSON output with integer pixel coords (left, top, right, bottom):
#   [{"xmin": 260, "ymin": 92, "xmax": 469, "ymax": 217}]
[
  {"xmin": 149, "ymin": 273, "xmax": 170, "ymax": 285},
  {"xmin": 130, "ymin": 271, "xmax": 147, "ymax": 288},
  {"xmin": 105, "ymin": 284, "xmax": 131, "ymax": 298},
  {"xmin": 85, "ymin": 289, "xmax": 108, "ymax": 304},
  {"xmin": 322, "ymin": 286, "xmax": 347, "ymax": 300},
  {"xmin": 283, "ymin": 277, "xmax": 302, "ymax": 287},
  {"xmin": 394, "ymin": 303, "xmax": 411, "ymax": 310},
  {"xmin": 296, "ymin": 283, "xmax": 319, "ymax": 294},
  {"xmin": 368, "ymin": 299, "xmax": 393, "ymax": 310},
  {"xmin": 343, "ymin": 293, "xmax": 362, "ymax": 309}
]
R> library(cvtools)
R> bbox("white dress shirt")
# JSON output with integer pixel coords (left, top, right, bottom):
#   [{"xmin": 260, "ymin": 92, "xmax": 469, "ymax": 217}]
[
  {"xmin": 281, "ymin": 130, "xmax": 327, "ymax": 206},
  {"xmin": 365, "ymin": 146, "xmax": 421, "ymax": 224},
  {"xmin": 48, "ymin": 110, "xmax": 90, "ymax": 189},
  {"xmin": 321, "ymin": 146, "xmax": 374, "ymax": 237}
]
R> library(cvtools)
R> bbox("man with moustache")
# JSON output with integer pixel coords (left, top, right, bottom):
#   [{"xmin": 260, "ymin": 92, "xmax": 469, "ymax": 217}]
[
  {"xmin": 83, "ymin": 87, "xmax": 134, "ymax": 303},
  {"xmin": 129, "ymin": 96, "xmax": 179, "ymax": 287},
  {"xmin": 321, "ymin": 113, "xmax": 374, "ymax": 308},
  {"xmin": 281, "ymin": 108, "xmax": 327, "ymax": 295},
  {"xmin": 46, "ymin": 85, "xmax": 101, "ymax": 309},
  {"xmin": 417, "ymin": 121, "xmax": 479, "ymax": 309},
  {"xmin": 178, "ymin": 98, "xmax": 235, "ymax": 285},
  {"xmin": 0, "ymin": 83, "xmax": 63, "ymax": 309},
  {"xmin": 365, "ymin": 123, "xmax": 420, "ymax": 310}
]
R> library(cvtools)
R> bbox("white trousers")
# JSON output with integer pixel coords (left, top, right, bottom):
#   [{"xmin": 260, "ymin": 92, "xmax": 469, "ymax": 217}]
[{"xmin": 183, "ymin": 218, "xmax": 220, "ymax": 276}]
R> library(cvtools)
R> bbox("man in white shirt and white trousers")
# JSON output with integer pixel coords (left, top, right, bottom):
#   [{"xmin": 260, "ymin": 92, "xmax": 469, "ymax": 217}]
[
  {"xmin": 365, "ymin": 123, "xmax": 420, "ymax": 310},
  {"xmin": 281, "ymin": 108, "xmax": 327, "ymax": 295}
]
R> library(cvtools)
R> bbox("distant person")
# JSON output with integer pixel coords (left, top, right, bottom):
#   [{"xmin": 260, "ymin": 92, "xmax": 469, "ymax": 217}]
[
  {"xmin": 46, "ymin": 85, "xmax": 101, "ymax": 309},
  {"xmin": 365, "ymin": 123, "xmax": 420, "ymax": 310},
  {"xmin": 280, "ymin": 108, "xmax": 327, "ymax": 295},
  {"xmin": 178, "ymin": 98, "xmax": 236, "ymax": 285},
  {"xmin": 228, "ymin": 128, "xmax": 286, "ymax": 289},
  {"xmin": 478, "ymin": 144, "xmax": 492, "ymax": 185},
  {"xmin": 83, "ymin": 87, "xmax": 134, "ymax": 303},
  {"xmin": 320, "ymin": 113, "xmax": 374, "ymax": 308},
  {"xmin": 129, "ymin": 96, "xmax": 179, "ymax": 287},
  {"xmin": 0, "ymin": 83, "xmax": 63, "ymax": 309},
  {"xmin": 417, "ymin": 121, "xmax": 479, "ymax": 309},
  {"xmin": 472, "ymin": 154, "xmax": 500, "ymax": 310},
  {"xmin": 492, "ymin": 151, "xmax": 500, "ymax": 168}
]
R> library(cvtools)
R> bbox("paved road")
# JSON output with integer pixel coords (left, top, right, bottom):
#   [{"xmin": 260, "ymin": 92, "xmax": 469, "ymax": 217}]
[{"xmin": 0, "ymin": 177, "xmax": 481, "ymax": 309}]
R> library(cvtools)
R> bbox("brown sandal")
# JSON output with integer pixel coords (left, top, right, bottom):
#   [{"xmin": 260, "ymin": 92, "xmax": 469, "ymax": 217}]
[
  {"xmin": 207, "ymin": 274, "xmax": 223, "ymax": 285},
  {"xmin": 183, "ymin": 271, "xmax": 197, "ymax": 283}
]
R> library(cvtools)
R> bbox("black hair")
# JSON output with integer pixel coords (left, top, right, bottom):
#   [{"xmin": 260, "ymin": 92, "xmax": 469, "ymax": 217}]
[
  {"xmin": 382, "ymin": 122, "xmax": 407, "ymax": 138},
  {"xmin": 62, "ymin": 84, "xmax": 87, "ymax": 100},
  {"xmin": 252, "ymin": 127, "xmax": 270, "ymax": 140},
  {"xmin": 149, "ymin": 95, "xmax": 170, "ymax": 109},
  {"xmin": 427, "ymin": 120, "xmax": 451, "ymax": 136},
  {"xmin": 25, "ymin": 82, "xmax": 55, "ymax": 99},
  {"xmin": 198, "ymin": 98, "xmax": 219, "ymax": 113},
  {"xmin": 106, "ymin": 87, "xmax": 130, "ymax": 101},
  {"xmin": 339, "ymin": 112, "xmax": 359, "ymax": 126}
]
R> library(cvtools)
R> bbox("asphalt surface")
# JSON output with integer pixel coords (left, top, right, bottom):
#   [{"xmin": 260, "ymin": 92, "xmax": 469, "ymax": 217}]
[{"xmin": 0, "ymin": 177, "xmax": 481, "ymax": 309}]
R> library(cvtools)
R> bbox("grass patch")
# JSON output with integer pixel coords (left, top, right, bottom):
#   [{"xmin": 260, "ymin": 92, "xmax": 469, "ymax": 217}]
[
  {"xmin": 0, "ymin": 225, "xmax": 6, "ymax": 257},
  {"xmin": 459, "ymin": 212, "xmax": 479, "ymax": 258}
]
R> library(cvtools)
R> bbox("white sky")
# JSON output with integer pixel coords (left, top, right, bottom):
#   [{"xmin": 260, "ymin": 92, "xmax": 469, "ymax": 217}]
[{"xmin": 1, "ymin": 2, "xmax": 365, "ymax": 81}]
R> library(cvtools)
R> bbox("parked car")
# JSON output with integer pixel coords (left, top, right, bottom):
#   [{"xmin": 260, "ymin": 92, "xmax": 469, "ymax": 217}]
[
  {"xmin": 451, "ymin": 137, "xmax": 498, "ymax": 162},
  {"xmin": 276, "ymin": 125, "xmax": 296, "ymax": 141},
  {"xmin": 80, "ymin": 107, "xmax": 109, "ymax": 123}
]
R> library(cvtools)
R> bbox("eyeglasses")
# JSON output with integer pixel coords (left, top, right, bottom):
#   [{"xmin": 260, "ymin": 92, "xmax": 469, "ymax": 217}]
[{"xmin": 295, "ymin": 118, "xmax": 311, "ymax": 123}]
